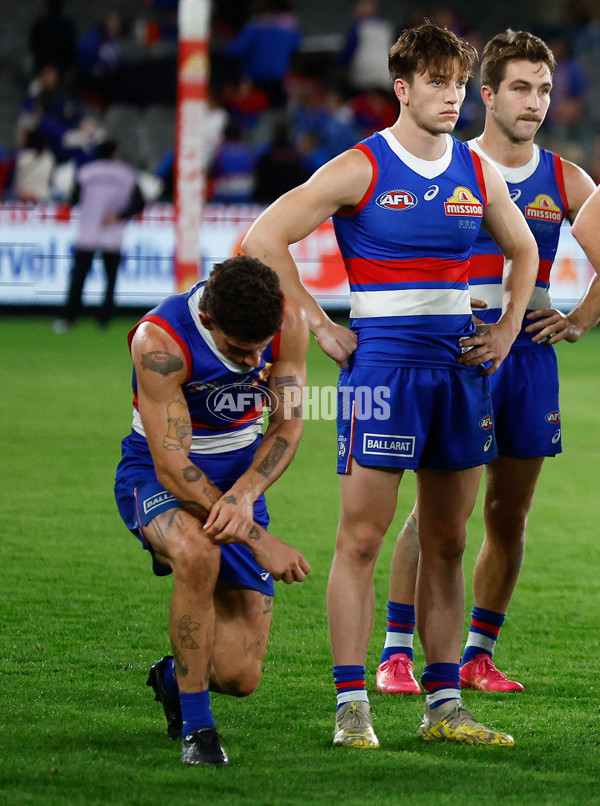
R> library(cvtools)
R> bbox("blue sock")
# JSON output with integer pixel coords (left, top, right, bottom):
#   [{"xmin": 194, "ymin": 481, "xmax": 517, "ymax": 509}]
[
  {"xmin": 333, "ymin": 665, "xmax": 368, "ymax": 711},
  {"xmin": 421, "ymin": 662, "xmax": 461, "ymax": 710},
  {"xmin": 179, "ymin": 690, "xmax": 215, "ymax": 736},
  {"xmin": 162, "ymin": 657, "xmax": 178, "ymax": 694},
  {"xmin": 461, "ymin": 606, "xmax": 506, "ymax": 666},
  {"xmin": 380, "ymin": 601, "xmax": 416, "ymax": 664}
]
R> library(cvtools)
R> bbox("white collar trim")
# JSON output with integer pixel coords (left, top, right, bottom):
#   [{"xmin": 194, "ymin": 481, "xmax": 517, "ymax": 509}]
[
  {"xmin": 379, "ymin": 129, "xmax": 453, "ymax": 178},
  {"xmin": 468, "ymin": 138, "xmax": 540, "ymax": 183}
]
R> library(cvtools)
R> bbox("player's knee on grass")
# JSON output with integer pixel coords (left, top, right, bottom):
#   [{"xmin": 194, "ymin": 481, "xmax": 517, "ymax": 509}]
[{"xmin": 211, "ymin": 660, "xmax": 263, "ymax": 697}]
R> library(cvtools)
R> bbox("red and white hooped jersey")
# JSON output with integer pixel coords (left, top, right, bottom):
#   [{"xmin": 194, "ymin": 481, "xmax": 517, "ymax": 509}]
[{"xmin": 468, "ymin": 139, "xmax": 568, "ymax": 346}]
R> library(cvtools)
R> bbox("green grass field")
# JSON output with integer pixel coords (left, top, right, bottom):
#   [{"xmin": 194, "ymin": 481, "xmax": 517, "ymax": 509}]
[{"xmin": 1, "ymin": 313, "xmax": 599, "ymax": 806}]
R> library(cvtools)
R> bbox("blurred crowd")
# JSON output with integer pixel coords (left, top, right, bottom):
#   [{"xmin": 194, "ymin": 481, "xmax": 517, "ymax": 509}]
[{"xmin": 1, "ymin": 0, "xmax": 599, "ymax": 207}]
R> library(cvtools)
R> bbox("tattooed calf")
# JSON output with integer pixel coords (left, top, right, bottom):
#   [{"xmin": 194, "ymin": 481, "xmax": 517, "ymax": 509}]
[
  {"xmin": 177, "ymin": 614, "xmax": 200, "ymax": 649},
  {"xmin": 172, "ymin": 645, "xmax": 190, "ymax": 677}
]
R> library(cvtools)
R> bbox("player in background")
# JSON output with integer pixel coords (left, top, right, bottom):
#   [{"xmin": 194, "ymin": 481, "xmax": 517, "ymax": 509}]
[
  {"xmin": 376, "ymin": 30, "xmax": 598, "ymax": 699},
  {"xmin": 243, "ymin": 23, "xmax": 539, "ymax": 748},
  {"xmin": 115, "ymin": 256, "xmax": 311, "ymax": 767}
]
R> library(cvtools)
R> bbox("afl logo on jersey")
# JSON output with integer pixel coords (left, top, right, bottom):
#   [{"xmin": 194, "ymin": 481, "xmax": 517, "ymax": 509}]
[
  {"xmin": 444, "ymin": 186, "xmax": 484, "ymax": 216},
  {"xmin": 525, "ymin": 194, "xmax": 562, "ymax": 223},
  {"xmin": 545, "ymin": 410, "xmax": 560, "ymax": 423},
  {"xmin": 479, "ymin": 415, "xmax": 493, "ymax": 430},
  {"xmin": 376, "ymin": 189, "xmax": 418, "ymax": 210}
]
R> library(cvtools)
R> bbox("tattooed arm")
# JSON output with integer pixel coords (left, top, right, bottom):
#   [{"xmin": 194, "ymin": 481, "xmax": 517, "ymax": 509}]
[
  {"xmin": 131, "ymin": 320, "xmax": 311, "ymax": 583},
  {"xmin": 203, "ymin": 296, "xmax": 309, "ymax": 540},
  {"xmin": 132, "ymin": 321, "xmax": 224, "ymax": 521}
]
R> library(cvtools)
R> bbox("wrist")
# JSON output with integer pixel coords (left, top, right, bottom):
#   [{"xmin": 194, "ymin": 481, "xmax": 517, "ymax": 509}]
[
  {"xmin": 240, "ymin": 521, "xmax": 272, "ymax": 548},
  {"xmin": 224, "ymin": 483, "xmax": 257, "ymax": 507},
  {"xmin": 566, "ymin": 311, "xmax": 587, "ymax": 336},
  {"xmin": 497, "ymin": 310, "xmax": 521, "ymax": 340},
  {"xmin": 310, "ymin": 310, "xmax": 334, "ymax": 338}
]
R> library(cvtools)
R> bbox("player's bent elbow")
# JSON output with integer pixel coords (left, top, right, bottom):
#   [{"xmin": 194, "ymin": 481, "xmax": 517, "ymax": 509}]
[{"xmin": 241, "ymin": 230, "xmax": 263, "ymax": 258}]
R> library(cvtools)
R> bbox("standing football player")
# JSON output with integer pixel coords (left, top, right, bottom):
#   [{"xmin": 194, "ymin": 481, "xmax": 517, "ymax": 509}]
[
  {"xmin": 243, "ymin": 23, "xmax": 539, "ymax": 748},
  {"xmin": 376, "ymin": 29, "xmax": 599, "ymax": 699}
]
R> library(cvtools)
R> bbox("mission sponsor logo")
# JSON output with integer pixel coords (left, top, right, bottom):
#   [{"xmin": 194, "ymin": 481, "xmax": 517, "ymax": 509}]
[
  {"xmin": 444, "ymin": 186, "xmax": 484, "ymax": 217},
  {"xmin": 525, "ymin": 194, "xmax": 562, "ymax": 222},
  {"xmin": 376, "ymin": 189, "xmax": 418, "ymax": 210},
  {"xmin": 363, "ymin": 433, "xmax": 415, "ymax": 457}
]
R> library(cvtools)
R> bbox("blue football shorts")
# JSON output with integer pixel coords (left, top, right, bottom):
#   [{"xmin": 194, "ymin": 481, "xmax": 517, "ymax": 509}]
[
  {"xmin": 489, "ymin": 344, "xmax": 561, "ymax": 458},
  {"xmin": 336, "ymin": 362, "xmax": 497, "ymax": 473},
  {"xmin": 114, "ymin": 434, "xmax": 274, "ymax": 596}
]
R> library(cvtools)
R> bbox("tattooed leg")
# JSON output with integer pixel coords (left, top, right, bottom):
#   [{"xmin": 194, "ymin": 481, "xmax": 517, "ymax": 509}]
[
  {"xmin": 209, "ymin": 581, "xmax": 274, "ymax": 697},
  {"xmin": 146, "ymin": 507, "xmax": 221, "ymax": 693}
]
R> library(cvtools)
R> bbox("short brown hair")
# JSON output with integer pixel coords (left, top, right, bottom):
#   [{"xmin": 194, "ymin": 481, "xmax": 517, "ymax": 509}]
[
  {"xmin": 200, "ymin": 255, "xmax": 283, "ymax": 342},
  {"xmin": 388, "ymin": 22, "xmax": 478, "ymax": 83},
  {"xmin": 481, "ymin": 30, "xmax": 556, "ymax": 92}
]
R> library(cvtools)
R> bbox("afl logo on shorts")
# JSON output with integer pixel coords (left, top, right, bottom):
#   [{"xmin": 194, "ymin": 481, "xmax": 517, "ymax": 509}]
[
  {"xmin": 545, "ymin": 410, "xmax": 560, "ymax": 423},
  {"xmin": 479, "ymin": 415, "xmax": 493, "ymax": 430},
  {"xmin": 376, "ymin": 190, "xmax": 417, "ymax": 210}
]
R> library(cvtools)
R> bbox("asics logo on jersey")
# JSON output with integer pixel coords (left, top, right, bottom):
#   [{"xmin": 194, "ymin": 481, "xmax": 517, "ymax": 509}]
[
  {"xmin": 483, "ymin": 435, "xmax": 493, "ymax": 451},
  {"xmin": 444, "ymin": 187, "xmax": 484, "ymax": 217},
  {"xmin": 424, "ymin": 184, "xmax": 440, "ymax": 201},
  {"xmin": 525, "ymin": 194, "xmax": 562, "ymax": 222},
  {"xmin": 510, "ymin": 189, "xmax": 522, "ymax": 202},
  {"xmin": 479, "ymin": 415, "xmax": 493, "ymax": 430},
  {"xmin": 376, "ymin": 190, "xmax": 418, "ymax": 210},
  {"xmin": 545, "ymin": 410, "xmax": 560, "ymax": 423}
]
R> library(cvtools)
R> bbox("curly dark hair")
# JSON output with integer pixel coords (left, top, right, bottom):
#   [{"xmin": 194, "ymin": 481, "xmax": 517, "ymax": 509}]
[
  {"xmin": 389, "ymin": 22, "xmax": 478, "ymax": 83},
  {"xmin": 481, "ymin": 30, "xmax": 556, "ymax": 92},
  {"xmin": 199, "ymin": 255, "xmax": 284, "ymax": 342}
]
